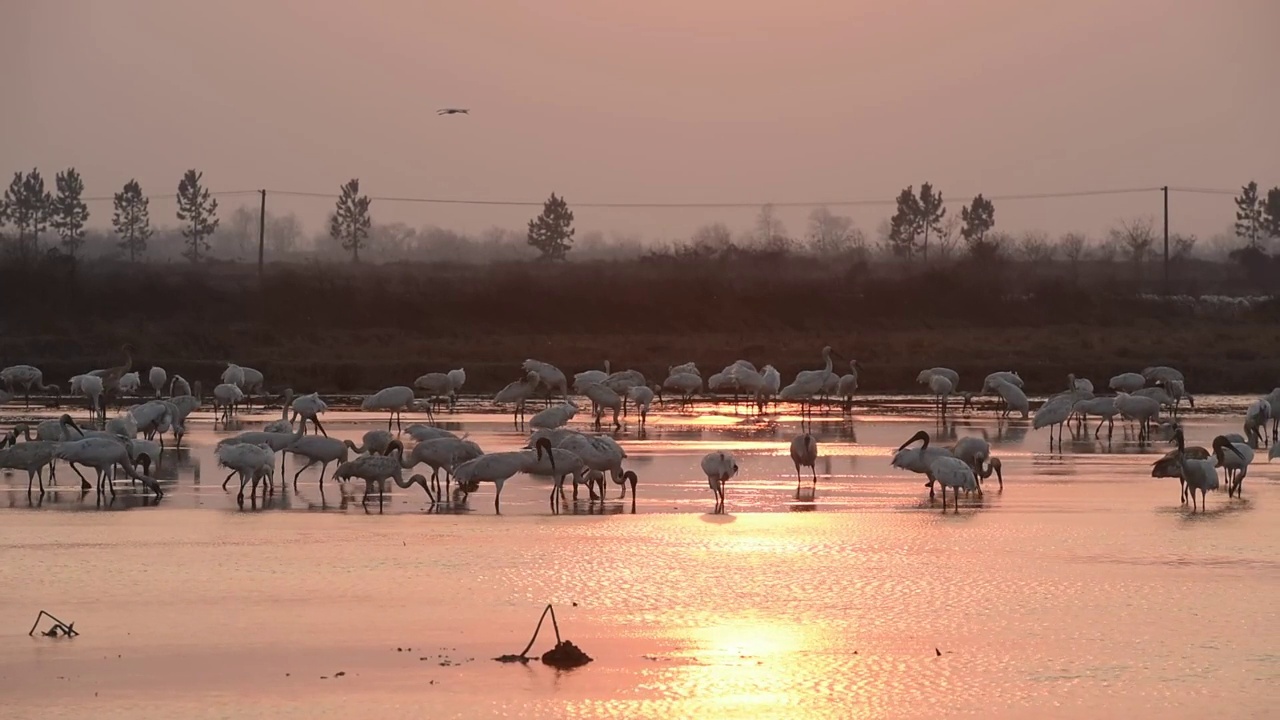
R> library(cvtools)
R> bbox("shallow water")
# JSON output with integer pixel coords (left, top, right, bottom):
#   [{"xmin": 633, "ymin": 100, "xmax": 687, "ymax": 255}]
[{"xmin": 2, "ymin": 398, "xmax": 1278, "ymax": 719}]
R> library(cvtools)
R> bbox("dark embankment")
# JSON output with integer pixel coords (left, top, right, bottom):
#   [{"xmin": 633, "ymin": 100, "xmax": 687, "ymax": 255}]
[{"xmin": 1, "ymin": 252, "xmax": 1277, "ymax": 395}]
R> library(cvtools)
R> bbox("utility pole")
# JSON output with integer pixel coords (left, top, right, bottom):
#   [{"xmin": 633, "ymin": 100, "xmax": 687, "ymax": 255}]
[
  {"xmin": 1162, "ymin": 188, "xmax": 1172, "ymax": 297},
  {"xmin": 256, "ymin": 189, "xmax": 266, "ymax": 279}
]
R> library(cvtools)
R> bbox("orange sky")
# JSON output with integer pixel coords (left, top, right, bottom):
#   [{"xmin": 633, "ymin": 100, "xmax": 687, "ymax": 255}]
[{"xmin": 3, "ymin": 1, "xmax": 1277, "ymax": 240}]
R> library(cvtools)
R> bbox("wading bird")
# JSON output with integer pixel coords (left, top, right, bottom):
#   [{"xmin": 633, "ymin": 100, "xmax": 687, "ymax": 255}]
[
  {"xmin": 362, "ymin": 386, "xmax": 416, "ymax": 431},
  {"xmin": 1, "ymin": 365, "xmax": 61, "ymax": 408},
  {"xmin": 148, "ymin": 366, "xmax": 167, "ymax": 397},
  {"xmin": 701, "ymin": 451, "xmax": 738, "ymax": 513},
  {"xmin": 495, "ymin": 371, "xmax": 541, "ymax": 426},
  {"xmin": 789, "ymin": 433, "xmax": 818, "ymax": 496},
  {"xmin": 333, "ymin": 441, "xmax": 431, "ymax": 511},
  {"xmin": 929, "ymin": 456, "xmax": 979, "ymax": 513}
]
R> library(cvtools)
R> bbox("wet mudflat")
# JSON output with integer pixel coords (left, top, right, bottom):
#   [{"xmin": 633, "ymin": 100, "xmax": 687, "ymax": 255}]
[{"xmin": 2, "ymin": 397, "xmax": 1278, "ymax": 719}]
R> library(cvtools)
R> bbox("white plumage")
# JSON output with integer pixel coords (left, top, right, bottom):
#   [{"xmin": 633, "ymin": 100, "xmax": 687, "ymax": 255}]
[
  {"xmin": 700, "ymin": 451, "xmax": 738, "ymax": 512},
  {"xmin": 362, "ymin": 385, "xmax": 416, "ymax": 431}
]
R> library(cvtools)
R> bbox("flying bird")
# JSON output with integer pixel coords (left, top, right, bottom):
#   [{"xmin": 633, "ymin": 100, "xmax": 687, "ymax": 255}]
[{"xmin": 437, "ymin": 108, "xmax": 469, "ymax": 115}]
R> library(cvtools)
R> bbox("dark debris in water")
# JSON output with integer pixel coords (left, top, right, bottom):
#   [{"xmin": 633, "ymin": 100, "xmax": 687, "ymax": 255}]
[
  {"xmin": 493, "ymin": 654, "xmax": 531, "ymax": 664},
  {"xmin": 541, "ymin": 640, "xmax": 593, "ymax": 669}
]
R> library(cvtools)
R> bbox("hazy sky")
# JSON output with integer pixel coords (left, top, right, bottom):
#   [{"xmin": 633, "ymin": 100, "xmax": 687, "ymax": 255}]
[{"xmin": 4, "ymin": 1, "xmax": 1278, "ymax": 242}]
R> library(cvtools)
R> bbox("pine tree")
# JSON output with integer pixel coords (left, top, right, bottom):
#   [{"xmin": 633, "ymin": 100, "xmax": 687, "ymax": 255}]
[
  {"xmin": 176, "ymin": 169, "xmax": 219, "ymax": 263},
  {"xmin": 1260, "ymin": 186, "xmax": 1280, "ymax": 243},
  {"xmin": 917, "ymin": 182, "xmax": 946, "ymax": 263},
  {"xmin": 527, "ymin": 192, "xmax": 575, "ymax": 261},
  {"xmin": 51, "ymin": 168, "xmax": 90, "ymax": 258},
  {"xmin": 1, "ymin": 169, "xmax": 53, "ymax": 261},
  {"xmin": 329, "ymin": 178, "xmax": 372, "ymax": 263},
  {"xmin": 113, "ymin": 179, "xmax": 153, "ymax": 262},
  {"xmin": 887, "ymin": 186, "xmax": 921, "ymax": 259},
  {"xmin": 1234, "ymin": 181, "xmax": 1263, "ymax": 250}
]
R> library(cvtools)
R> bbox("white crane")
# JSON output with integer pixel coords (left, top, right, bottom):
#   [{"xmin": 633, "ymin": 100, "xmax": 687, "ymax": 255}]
[
  {"xmin": 494, "ymin": 371, "xmax": 541, "ymax": 426},
  {"xmin": 836, "ymin": 360, "xmax": 861, "ymax": 413},
  {"xmin": 216, "ymin": 425, "xmax": 303, "ymax": 487},
  {"xmin": 345, "ymin": 429, "xmax": 396, "ymax": 456},
  {"xmin": 604, "ymin": 369, "xmax": 645, "ymax": 415},
  {"xmin": 1141, "ymin": 366, "xmax": 1184, "ymax": 385},
  {"xmin": 891, "ymin": 430, "xmax": 955, "ymax": 500},
  {"xmin": 522, "ymin": 359, "xmax": 568, "ymax": 406},
  {"xmin": 212, "ymin": 382, "xmax": 244, "ymax": 424},
  {"xmin": 117, "ymin": 371, "xmax": 141, "ymax": 396},
  {"xmin": 148, "ymin": 366, "xmax": 167, "ymax": 397},
  {"xmin": 333, "ymin": 441, "xmax": 431, "ymax": 511},
  {"xmin": 668, "ymin": 362, "xmax": 700, "ymax": 377},
  {"xmin": 290, "ymin": 391, "xmax": 328, "ymax": 435},
  {"xmin": 627, "ymin": 385, "xmax": 655, "ymax": 427},
  {"xmin": 1073, "ymin": 396, "xmax": 1119, "ymax": 439},
  {"xmin": 985, "ymin": 377, "xmax": 1029, "ymax": 418},
  {"xmin": 780, "ymin": 346, "xmax": 844, "ymax": 423},
  {"xmin": 583, "ymin": 383, "xmax": 623, "ymax": 430},
  {"xmin": 217, "ymin": 442, "xmax": 277, "ymax": 501},
  {"xmin": 1108, "ymin": 372, "xmax": 1145, "ymax": 393},
  {"xmin": 951, "ymin": 435, "xmax": 1004, "ymax": 491},
  {"xmin": 701, "ymin": 451, "xmax": 738, "ymax": 513},
  {"xmin": 982, "ymin": 371, "xmax": 1023, "ymax": 391},
  {"xmin": 1, "ymin": 365, "xmax": 61, "ymax": 407},
  {"xmin": 662, "ymin": 371, "xmax": 703, "ymax": 409},
  {"xmin": 54, "ymin": 436, "xmax": 162, "ymax": 498},
  {"xmin": 263, "ymin": 388, "xmax": 294, "ymax": 433},
  {"xmin": 403, "ymin": 424, "xmax": 459, "ymax": 442},
  {"xmin": 398, "ymin": 436, "xmax": 484, "ymax": 498},
  {"xmin": 1152, "ymin": 428, "xmax": 1210, "ymax": 503},
  {"xmin": 169, "ymin": 374, "xmax": 192, "ymax": 398},
  {"xmin": 917, "ymin": 367, "xmax": 960, "ymax": 389},
  {"xmin": 362, "ymin": 386, "xmax": 416, "ymax": 431},
  {"xmin": 220, "ymin": 363, "xmax": 246, "ymax": 390},
  {"xmin": 1034, "ymin": 395, "xmax": 1075, "ymax": 447},
  {"xmin": 789, "ymin": 433, "xmax": 818, "ymax": 496},
  {"xmin": 0, "ymin": 440, "xmax": 62, "ymax": 493},
  {"xmin": 573, "ymin": 360, "xmax": 611, "ymax": 394},
  {"xmin": 1213, "ymin": 434, "xmax": 1253, "ymax": 498},
  {"xmin": 451, "ymin": 449, "xmax": 533, "ymax": 514},
  {"xmin": 71, "ymin": 374, "xmax": 105, "ymax": 424},
  {"xmin": 447, "ymin": 368, "xmax": 466, "ymax": 409},
  {"xmin": 413, "ymin": 372, "xmax": 456, "ymax": 415},
  {"xmin": 237, "ymin": 366, "xmax": 265, "ymax": 408},
  {"xmin": 1066, "ymin": 373, "xmax": 1094, "ymax": 395},
  {"xmin": 530, "ymin": 402, "xmax": 578, "ymax": 430},
  {"xmin": 555, "ymin": 433, "xmax": 628, "ymax": 500},
  {"xmin": 284, "ymin": 435, "xmax": 351, "ymax": 490},
  {"xmin": 759, "ymin": 365, "xmax": 781, "ymax": 412},
  {"xmin": 1244, "ymin": 398, "xmax": 1271, "ymax": 448},
  {"xmin": 1263, "ymin": 387, "xmax": 1280, "ymax": 442},
  {"xmin": 1114, "ymin": 393, "xmax": 1161, "ymax": 441},
  {"xmin": 929, "ymin": 456, "xmax": 979, "ymax": 513}
]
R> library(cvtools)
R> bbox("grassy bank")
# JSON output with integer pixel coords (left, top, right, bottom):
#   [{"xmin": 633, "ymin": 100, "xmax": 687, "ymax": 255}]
[{"xmin": 1, "ymin": 259, "xmax": 1277, "ymax": 395}]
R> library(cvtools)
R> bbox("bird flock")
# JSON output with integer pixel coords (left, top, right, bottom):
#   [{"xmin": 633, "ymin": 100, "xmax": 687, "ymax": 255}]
[{"xmin": 1, "ymin": 347, "xmax": 1278, "ymax": 515}]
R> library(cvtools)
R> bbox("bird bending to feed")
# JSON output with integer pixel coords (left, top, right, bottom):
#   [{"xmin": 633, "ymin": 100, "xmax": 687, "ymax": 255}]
[
  {"xmin": 929, "ymin": 456, "xmax": 978, "ymax": 513},
  {"xmin": 437, "ymin": 108, "xmax": 469, "ymax": 115},
  {"xmin": 701, "ymin": 451, "xmax": 738, "ymax": 513}
]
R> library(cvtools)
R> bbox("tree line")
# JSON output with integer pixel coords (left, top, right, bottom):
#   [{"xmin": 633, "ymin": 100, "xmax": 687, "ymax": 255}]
[{"xmin": 2, "ymin": 168, "xmax": 1278, "ymax": 271}]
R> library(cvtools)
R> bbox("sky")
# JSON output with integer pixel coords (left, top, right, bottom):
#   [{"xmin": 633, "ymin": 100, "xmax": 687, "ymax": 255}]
[{"xmin": 3, "ymin": 0, "xmax": 1278, "ymax": 243}]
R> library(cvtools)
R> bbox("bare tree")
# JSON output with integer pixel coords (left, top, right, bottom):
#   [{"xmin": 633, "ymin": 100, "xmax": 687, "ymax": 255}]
[
  {"xmin": 933, "ymin": 214, "xmax": 962, "ymax": 261},
  {"xmin": 1018, "ymin": 230, "xmax": 1055, "ymax": 264},
  {"xmin": 1170, "ymin": 233, "xmax": 1197, "ymax": 261},
  {"xmin": 691, "ymin": 222, "xmax": 733, "ymax": 255},
  {"xmin": 754, "ymin": 204, "xmax": 787, "ymax": 247},
  {"xmin": 1058, "ymin": 232, "xmax": 1088, "ymax": 284},
  {"xmin": 1110, "ymin": 217, "xmax": 1156, "ymax": 265},
  {"xmin": 266, "ymin": 212, "xmax": 303, "ymax": 256},
  {"xmin": 807, "ymin": 207, "xmax": 862, "ymax": 255}
]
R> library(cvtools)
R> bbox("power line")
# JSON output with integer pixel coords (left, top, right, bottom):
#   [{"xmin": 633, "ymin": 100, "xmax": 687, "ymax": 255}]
[
  {"xmin": 266, "ymin": 185, "xmax": 1165, "ymax": 209},
  {"xmin": 81, "ymin": 190, "xmax": 262, "ymax": 202},
  {"xmin": 1167, "ymin": 186, "xmax": 1237, "ymax": 196},
  {"xmin": 75, "ymin": 185, "xmax": 1240, "ymax": 208}
]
